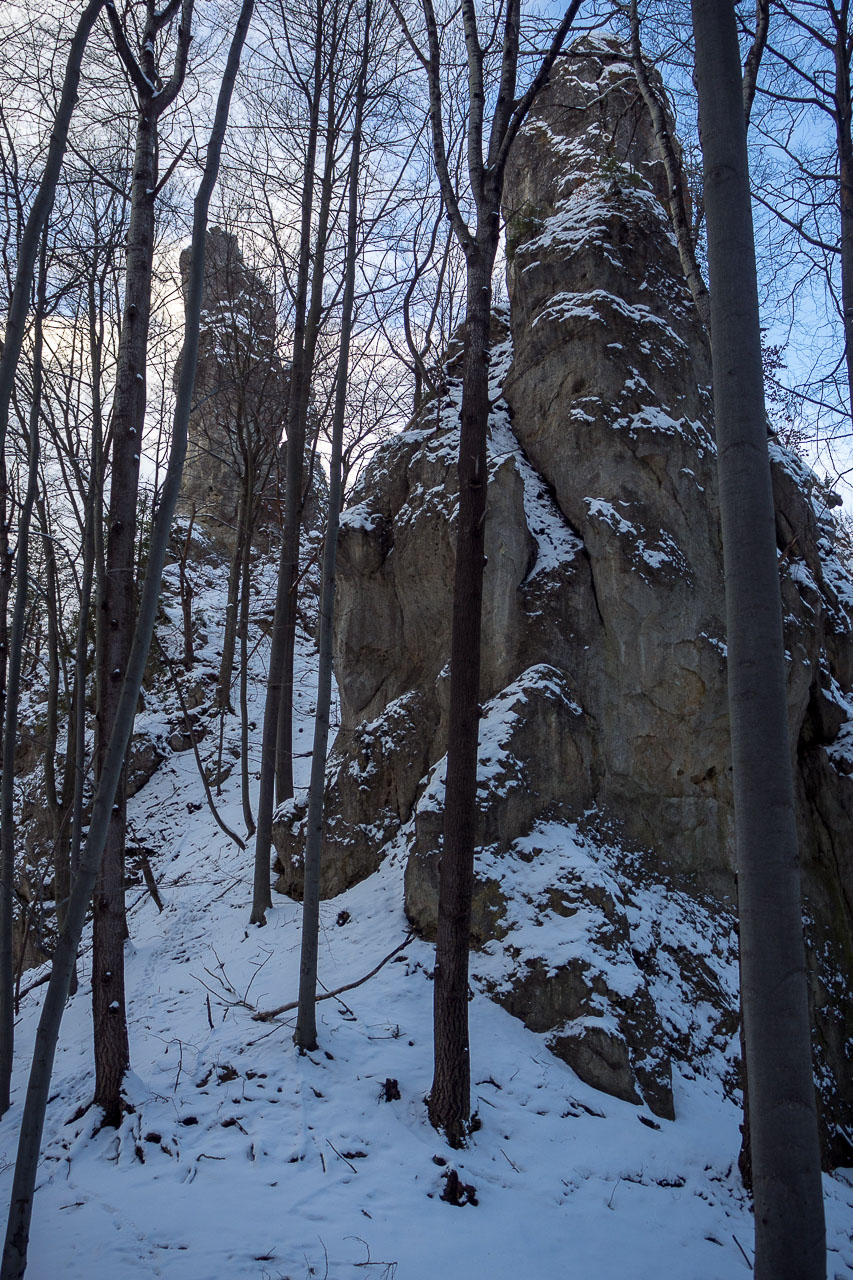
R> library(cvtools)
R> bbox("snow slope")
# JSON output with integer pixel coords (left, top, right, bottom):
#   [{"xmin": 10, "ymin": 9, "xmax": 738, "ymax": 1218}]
[{"xmin": 2, "ymin": 544, "xmax": 852, "ymax": 1280}]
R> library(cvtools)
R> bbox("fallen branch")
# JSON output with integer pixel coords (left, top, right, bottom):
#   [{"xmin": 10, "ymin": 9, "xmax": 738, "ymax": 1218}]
[
  {"xmin": 253, "ymin": 934, "xmax": 414, "ymax": 1022},
  {"xmin": 155, "ymin": 635, "xmax": 246, "ymax": 851},
  {"xmin": 138, "ymin": 851, "xmax": 164, "ymax": 913}
]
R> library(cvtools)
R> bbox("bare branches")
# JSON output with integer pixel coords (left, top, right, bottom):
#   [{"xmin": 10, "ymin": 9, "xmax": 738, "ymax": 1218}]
[
  {"xmin": 105, "ymin": 2, "xmax": 156, "ymax": 96},
  {"xmin": 254, "ymin": 935, "xmax": 414, "ymax": 1022},
  {"xmin": 743, "ymin": 0, "xmax": 770, "ymax": 125},
  {"xmin": 495, "ymin": 0, "xmax": 585, "ymax": 177}
]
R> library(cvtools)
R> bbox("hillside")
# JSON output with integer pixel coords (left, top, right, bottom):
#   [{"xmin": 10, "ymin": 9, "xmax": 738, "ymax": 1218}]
[{"xmin": 2, "ymin": 538, "xmax": 852, "ymax": 1279}]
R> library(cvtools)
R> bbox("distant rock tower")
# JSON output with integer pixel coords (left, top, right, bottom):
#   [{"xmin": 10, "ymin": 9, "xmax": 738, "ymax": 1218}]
[
  {"xmin": 272, "ymin": 39, "xmax": 853, "ymax": 1161},
  {"xmin": 176, "ymin": 228, "xmax": 289, "ymax": 540}
]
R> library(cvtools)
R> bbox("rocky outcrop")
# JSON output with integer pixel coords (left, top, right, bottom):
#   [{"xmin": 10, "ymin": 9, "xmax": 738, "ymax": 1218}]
[
  {"xmin": 176, "ymin": 229, "xmax": 327, "ymax": 548},
  {"xmin": 273, "ymin": 40, "xmax": 853, "ymax": 1154},
  {"xmin": 177, "ymin": 229, "xmax": 288, "ymax": 539}
]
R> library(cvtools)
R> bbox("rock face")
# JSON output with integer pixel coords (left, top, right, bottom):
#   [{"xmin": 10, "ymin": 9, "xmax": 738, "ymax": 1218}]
[
  {"xmin": 177, "ymin": 229, "xmax": 289, "ymax": 538},
  {"xmin": 273, "ymin": 40, "xmax": 853, "ymax": 1156},
  {"xmin": 176, "ymin": 230, "xmax": 327, "ymax": 550}
]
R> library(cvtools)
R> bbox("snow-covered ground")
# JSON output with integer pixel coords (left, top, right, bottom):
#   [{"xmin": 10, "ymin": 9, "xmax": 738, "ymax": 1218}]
[{"xmin": 2, "ymin": 542, "xmax": 852, "ymax": 1280}]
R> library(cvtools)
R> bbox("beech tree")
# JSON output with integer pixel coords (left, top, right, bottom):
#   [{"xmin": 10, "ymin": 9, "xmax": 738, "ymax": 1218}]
[
  {"xmin": 691, "ymin": 0, "xmax": 826, "ymax": 1274},
  {"xmin": 391, "ymin": 0, "xmax": 588, "ymax": 1145},
  {"xmin": 250, "ymin": 0, "xmax": 355, "ymax": 923},
  {"xmin": 90, "ymin": 0, "xmax": 195, "ymax": 1129},
  {"xmin": 294, "ymin": 0, "xmax": 372, "ymax": 1051}
]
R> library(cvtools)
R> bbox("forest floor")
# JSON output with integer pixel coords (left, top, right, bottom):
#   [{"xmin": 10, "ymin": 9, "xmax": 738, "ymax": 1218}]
[{"xmin": 2, "ymin": 540, "xmax": 852, "ymax": 1280}]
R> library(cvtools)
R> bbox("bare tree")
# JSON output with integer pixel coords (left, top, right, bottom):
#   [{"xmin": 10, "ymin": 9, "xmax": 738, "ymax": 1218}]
[
  {"xmin": 92, "ymin": 0, "xmax": 194, "ymax": 1128},
  {"xmin": 691, "ymin": 0, "xmax": 826, "ymax": 1273},
  {"xmin": 250, "ymin": 0, "xmax": 352, "ymax": 923},
  {"xmin": 0, "ymin": 4, "xmax": 254, "ymax": 1272},
  {"xmin": 295, "ymin": 0, "xmax": 372, "ymax": 1051},
  {"xmin": 392, "ymin": 0, "xmax": 588, "ymax": 1144},
  {"xmin": 0, "ymin": 235, "xmax": 47, "ymax": 1117}
]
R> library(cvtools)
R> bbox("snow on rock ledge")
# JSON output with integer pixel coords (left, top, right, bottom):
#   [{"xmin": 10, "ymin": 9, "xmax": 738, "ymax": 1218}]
[{"xmin": 273, "ymin": 41, "xmax": 853, "ymax": 1161}]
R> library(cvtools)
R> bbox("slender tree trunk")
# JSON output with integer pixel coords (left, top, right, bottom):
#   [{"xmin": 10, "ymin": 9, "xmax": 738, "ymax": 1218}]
[
  {"xmin": 217, "ymin": 517, "xmax": 243, "ymax": 716},
  {"xmin": 742, "ymin": 0, "xmax": 770, "ymax": 127},
  {"xmin": 92, "ymin": 96, "xmax": 157, "ymax": 1129},
  {"xmin": 274, "ymin": 40, "xmax": 340, "ymax": 805},
  {"xmin": 239, "ymin": 470, "xmax": 255, "ymax": 836},
  {"xmin": 71, "ymin": 275, "xmax": 104, "ymax": 889},
  {"xmin": 0, "ymin": 8, "xmax": 252, "ymax": 1270},
  {"xmin": 178, "ymin": 511, "xmax": 196, "ymax": 670},
  {"xmin": 691, "ymin": 1, "xmax": 826, "ymax": 1275},
  {"xmin": 251, "ymin": 16, "xmax": 324, "ymax": 924},
  {"xmin": 38, "ymin": 499, "xmax": 62, "ymax": 831},
  {"xmin": 36, "ymin": 496, "xmax": 71, "ymax": 933},
  {"xmin": 0, "ymin": 244, "xmax": 45, "ymax": 1117},
  {"xmin": 834, "ymin": 16, "xmax": 853, "ymax": 419},
  {"xmin": 294, "ymin": 0, "xmax": 371, "ymax": 1051},
  {"xmin": 427, "ymin": 238, "xmax": 495, "ymax": 1146}
]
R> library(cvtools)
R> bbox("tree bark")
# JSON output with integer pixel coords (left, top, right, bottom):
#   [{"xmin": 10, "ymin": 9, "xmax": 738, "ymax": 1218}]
[
  {"xmin": 91, "ymin": 95, "xmax": 157, "ymax": 1129},
  {"xmin": 0, "ymin": 6, "xmax": 252, "ymax": 1271},
  {"xmin": 273, "ymin": 32, "xmax": 341, "ymax": 806},
  {"xmin": 92, "ymin": 0, "xmax": 194, "ymax": 1128},
  {"xmin": 834, "ymin": 7, "xmax": 853, "ymax": 421},
  {"xmin": 250, "ymin": 8, "xmax": 324, "ymax": 924},
  {"xmin": 427, "ymin": 241, "xmax": 494, "ymax": 1145},
  {"xmin": 239, "ymin": 470, "xmax": 255, "ymax": 836},
  {"xmin": 294, "ymin": 0, "xmax": 371, "ymax": 1051},
  {"xmin": 691, "ymin": 0, "xmax": 826, "ymax": 1275},
  {"xmin": 411, "ymin": 0, "xmax": 583, "ymax": 1146},
  {"xmin": 0, "ymin": 244, "xmax": 45, "ymax": 1117}
]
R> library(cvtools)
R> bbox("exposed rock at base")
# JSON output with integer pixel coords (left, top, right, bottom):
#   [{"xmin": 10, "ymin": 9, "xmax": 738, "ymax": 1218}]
[
  {"xmin": 274, "ymin": 688, "xmax": 439, "ymax": 899},
  {"xmin": 272, "ymin": 40, "xmax": 853, "ymax": 1157}
]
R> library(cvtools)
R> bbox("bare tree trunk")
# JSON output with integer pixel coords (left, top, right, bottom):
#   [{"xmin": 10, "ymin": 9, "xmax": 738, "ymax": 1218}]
[
  {"xmin": 36, "ymin": 495, "xmax": 71, "ymax": 934},
  {"xmin": 294, "ymin": 0, "xmax": 371, "ymax": 1051},
  {"xmin": 38, "ymin": 497, "xmax": 62, "ymax": 832},
  {"xmin": 742, "ymin": 0, "xmax": 770, "ymax": 127},
  {"xmin": 217, "ymin": 519, "xmax": 243, "ymax": 715},
  {"xmin": 92, "ymin": 0, "xmax": 194, "ymax": 1128},
  {"xmin": 91, "ymin": 98, "xmax": 156, "ymax": 1130},
  {"xmin": 0, "ymin": 7, "xmax": 252, "ymax": 1270},
  {"xmin": 239, "ymin": 471, "xmax": 255, "ymax": 836},
  {"xmin": 834, "ymin": 10, "xmax": 853, "ymax": 421},
  {"xmin": 0, "ymin": 244, "xmax": 45, "ymax": 1118},
  {"xmin": 406, "ymin": 0, "xmax": 583, "ymax": 1146},
  {"xmin": 691, "ymin": 0, "xmax": 826, "ymax": 1274},
  {"xmin": 251, "ymin": 9, "xmax": 325, "ymax": 925},
  {"xmin": 273, "ymin": 34, "xmax": 342, "ymax": 806},
  {"xmin": 427, "ymin": 242, "xmax": 494, "ymax": 1144},
  {"xmin": 178, "ymin": 510, "xmax": 196, "ymax": 670}
]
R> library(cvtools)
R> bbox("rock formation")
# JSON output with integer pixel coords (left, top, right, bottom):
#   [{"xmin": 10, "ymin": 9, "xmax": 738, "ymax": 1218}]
[
  {"xmin": 273, "ymin": 40, "xmax": 853, "ymax": 1159},
  {"xmin": 177, "ymin": 229, "xmax": 327, "ymax": 546},
  {"xmin": 177, "ymin": 229, "xmax": 288, "ymax": 538}
]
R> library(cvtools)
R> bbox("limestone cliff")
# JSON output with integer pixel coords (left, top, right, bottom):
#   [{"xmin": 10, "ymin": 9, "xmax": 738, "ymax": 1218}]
[
  {"xmin": 176, "ymin": 229, "xmax": 288, "ymax": 538},
  {"xmin": 177, "ymin": 229, "xmax": 327, "ymax": 546},
  {"xmin": 272, "ymin": 40, "xmax": 853, "ymax": 1159}
]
